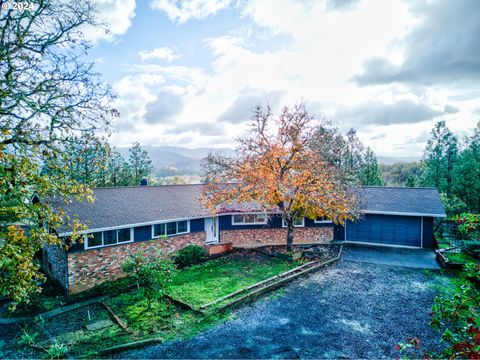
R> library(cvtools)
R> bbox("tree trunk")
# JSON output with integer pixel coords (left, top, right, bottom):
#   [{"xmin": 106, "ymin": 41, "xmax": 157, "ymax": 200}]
[{"xmin": 286, "ymin": 221, "xmax": 294, "ymax": 252}]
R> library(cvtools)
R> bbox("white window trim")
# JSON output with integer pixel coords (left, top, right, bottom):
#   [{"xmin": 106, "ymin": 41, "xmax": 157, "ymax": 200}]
[
  {"xmin": 282, "ymin": 217, "xmax": 305, "ymax": 228},
  {"xmin": 231, "ymin": 213, "xmax": 268, "ymax": 225},
  {"xmin": 151, "ymin": 220, "xmax": 190, "ymax": 239},
  {"xmin": 84, "ymin": 227, "xmax": 134, "ymax": 250},
  {"xmin": 314, "ymin": 217, "xmax": 333, "ymax": 224}
]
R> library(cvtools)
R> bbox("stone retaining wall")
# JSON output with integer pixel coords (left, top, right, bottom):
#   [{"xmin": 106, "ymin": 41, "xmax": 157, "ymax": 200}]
[
  {"xmin": 67, "ymin": 232, "xmax": 206, "ymax": 293},
  {"xmin": 220, "ymin": 227, "xmax": 333, "ymax": 247}
]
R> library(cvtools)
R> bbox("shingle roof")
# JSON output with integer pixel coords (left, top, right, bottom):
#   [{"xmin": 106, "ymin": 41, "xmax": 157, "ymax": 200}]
[
  {"xmin": 353, "ymin": 186, "xmax": 446, "ymax": 217},
  {"xmin": 53, "ymin": 184, "xmax": 446, "ymax": 234}
]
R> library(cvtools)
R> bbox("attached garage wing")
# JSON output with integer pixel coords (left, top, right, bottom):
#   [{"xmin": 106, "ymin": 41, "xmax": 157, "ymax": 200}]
[{"xmin": 345, "ymin": 214, "xmax": 422, "ymax": 247}]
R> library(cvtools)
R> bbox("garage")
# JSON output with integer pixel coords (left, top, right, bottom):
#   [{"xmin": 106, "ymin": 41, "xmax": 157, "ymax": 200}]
[
  {"xmin": 345, "ymin": 214, "xmax": 422, "ymax": 247},
  {"xmin": 333, "ymin": 187, "xmax": 446, "ymax": 248}
]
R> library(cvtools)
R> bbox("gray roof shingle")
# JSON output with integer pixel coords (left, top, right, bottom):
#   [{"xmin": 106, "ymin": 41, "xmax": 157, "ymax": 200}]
[
  {"xmin": 53, "ymin": 184, "xmax": 446, "ymax": 234},
  {"xmin": 354, "ymin": 186, "xmax": 446, "ymax": 217}
]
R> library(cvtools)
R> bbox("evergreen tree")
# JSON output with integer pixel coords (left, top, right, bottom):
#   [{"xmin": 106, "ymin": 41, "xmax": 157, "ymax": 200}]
[
  {"xmin": 128, "ymin": 142, "xmax": 153, "ymax": 185},
  {"xmin": 360, "ymin": 147, "xmax": 384, "ymax": 186},
  {"xmin": 405, "ymin": 174, "xmax": 417, "ymax": 187},
  {"xmin": 421, "ymin": 120, "xmax": 458, "ymax": 195}
]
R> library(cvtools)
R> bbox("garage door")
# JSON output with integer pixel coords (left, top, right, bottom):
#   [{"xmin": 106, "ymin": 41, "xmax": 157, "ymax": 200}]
[{"xmin": 346, "ymin": 214, "xmax": 422, "ymax": 247}]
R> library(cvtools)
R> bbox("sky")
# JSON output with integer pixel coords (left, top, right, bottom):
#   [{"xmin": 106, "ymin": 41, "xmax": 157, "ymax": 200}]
[{"xmin": 86, "ymin": 0, "xmax": 480, "ymax": 157}]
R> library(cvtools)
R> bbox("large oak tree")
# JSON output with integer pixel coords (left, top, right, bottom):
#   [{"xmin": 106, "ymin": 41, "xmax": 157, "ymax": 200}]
[{"xmin": 202, "ymin": 104, "xmax": 358, "ymax": 251}]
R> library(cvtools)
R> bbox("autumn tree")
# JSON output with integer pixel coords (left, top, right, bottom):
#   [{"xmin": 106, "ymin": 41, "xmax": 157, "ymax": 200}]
[
  {"xmin": 0, "ymin": 0, "xmax": 114, "ymax": 307},
  {"xmin": 202, "ymin": 104, "xmax": 358, "ymax": 251}
]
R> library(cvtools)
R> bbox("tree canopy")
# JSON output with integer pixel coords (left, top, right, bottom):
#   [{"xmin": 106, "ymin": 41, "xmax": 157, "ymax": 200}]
[{"xmin": 201, "ymin": 104, "xmax": 358, "ymax": 250}]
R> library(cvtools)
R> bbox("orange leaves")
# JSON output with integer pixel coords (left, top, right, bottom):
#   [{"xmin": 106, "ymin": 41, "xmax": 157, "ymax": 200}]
[{"xmin": 201, "ymin": 104, "xmax": 359, "ymax": 230}]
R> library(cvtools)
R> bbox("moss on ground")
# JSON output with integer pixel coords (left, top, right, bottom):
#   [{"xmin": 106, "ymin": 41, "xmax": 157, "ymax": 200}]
[{"xmin": 444, "ymin": 252, "xmax": 477, "ymax": 264}]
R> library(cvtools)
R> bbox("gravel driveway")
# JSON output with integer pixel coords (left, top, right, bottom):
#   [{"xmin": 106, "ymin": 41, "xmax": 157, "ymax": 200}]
[{"xmin": 117, "ymin": 259, "xmax": 448, "ymax": 359}]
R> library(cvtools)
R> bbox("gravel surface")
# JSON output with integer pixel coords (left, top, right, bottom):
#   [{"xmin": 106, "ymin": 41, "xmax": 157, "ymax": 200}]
[{"xmin": 116, "ymin": 260, "xmax": 449, "ymax": 359}]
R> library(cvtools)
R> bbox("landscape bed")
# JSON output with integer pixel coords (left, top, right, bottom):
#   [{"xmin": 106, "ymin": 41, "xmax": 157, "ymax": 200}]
[{"xmin": 0, "ymin": 248, "xmax": 318, "ymax": 358}]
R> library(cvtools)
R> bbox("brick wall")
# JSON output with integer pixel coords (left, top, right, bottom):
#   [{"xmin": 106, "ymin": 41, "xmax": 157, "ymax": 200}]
[
  {"xmin": 42, "ymin": 244, "xmax": 68, "ymax": 290},
  {"xmin": 67, "ymin": 232, "xmax": 206, "ymax": 294},
  {"xmin": 220, "ymin": 227, "xmax": 333, "ymax": 247}
]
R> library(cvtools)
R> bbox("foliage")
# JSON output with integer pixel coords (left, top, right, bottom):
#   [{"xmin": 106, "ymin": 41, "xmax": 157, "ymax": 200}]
[
  {"xmin": 379, "ymin": 161, "xmax": 423, "ymax": 186},
  {"xmin": 405, "ymin": 174, "xmax": 417, "ymax": 187},
  {"xmin": 0, "ymin": 0, "xmax": 114, "ymax": 306},
  {"xmin": 359, "ymin": 147, "xmax": 384, "ymax": 186},
  {"xmin": 18, "ymin": 327, "xmax": 39, "ymax": 347},
  {"xmin": 175, "ymin": 245, "xmax": 208, "ymax": 268},
  {"xmin": 202, "ymin": 104, "xmax": 358, "ymax": 250},
  {"xmin": 454, "ymin": 213, "xmax": 480, "ymax": 239},
  {"xmin": 441, "ymin": 193, "xmax": 468, "ymax": 217},
  {"xmin": 129, "ymin": 142, "xmax": 153, "ymax": 185},
  {"xmin": 421, "ymin": 120, "xmax": 459, "ymax": 195},
  {"xmin": 122, "ymin": 250, "xmax": 176, "ymax": 308},
  {"xmin": 166, "ymin": 255, "xmax": 300, "ymax": 307},
  {"xmin": 397, "ymin": 262, "xmax": 480, "ymax": 359},
  {"xmin": 45, "ymin": 343, "xmax": 69, "ymax": 359}
]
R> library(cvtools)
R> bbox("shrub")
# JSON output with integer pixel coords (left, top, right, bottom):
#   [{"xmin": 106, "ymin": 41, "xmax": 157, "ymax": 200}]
[
  {"xmin": 175, "ymin": 245, "xmax": 208, "ymax": 268},
  {"xmin": 122, "ymin": 250, "xmax": 176, "ymax": 309},
  {"xmin": 18, "ymin": 327, "xmax": 39, "ymax": 346}
]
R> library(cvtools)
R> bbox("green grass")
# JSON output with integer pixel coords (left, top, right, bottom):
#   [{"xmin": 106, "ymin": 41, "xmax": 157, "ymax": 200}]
[
  {"xmin": 166, "ymin": 256, "xmax": 300, "ymax": 307},
  {"xmin": 437, "ymin": 241, "xmax": 452, "ymax": 249},
  {"xmin": 445, "ymin": 252, "xmax": 477, "ymax": 264}
]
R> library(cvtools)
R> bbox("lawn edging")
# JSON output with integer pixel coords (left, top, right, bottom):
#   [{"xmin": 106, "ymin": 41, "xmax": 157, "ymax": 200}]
[{"xmin": 215, "ymin": 246, "xmax": 343, "ymax": 312}]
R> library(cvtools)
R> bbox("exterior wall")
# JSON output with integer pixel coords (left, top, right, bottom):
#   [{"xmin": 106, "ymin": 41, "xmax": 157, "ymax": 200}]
[
  {"xmin": 422, "ymin": 216, "xmax": 434, "ymax": 248},
  {"xmin": 220, "ymin": 227, "xmax": 333, "ymax": 247},
  {"xmin": 219, "ymin": 214, "xmax": 331, "ymax": 230},
  {"xmin": 67, "ymin": 231, "xmax": 206, "ymax": 293},
  {"xmin": 42, "ymin": 244, "xmax": 68, "ymax": 290}
]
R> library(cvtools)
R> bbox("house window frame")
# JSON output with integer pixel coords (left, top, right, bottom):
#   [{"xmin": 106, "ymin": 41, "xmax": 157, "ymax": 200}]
[
  {"xmin": 314, "ymin": 216, "xmax": 333, "ymax": 224},
  {"xmin": 151, "ymin": 220, "xmax": 190, "ymax": 239},
  {"xmin": 282, "ymin": 216, "xmax": 305, "ymax": 228},
  {"xmin": 84, "ymin": 227, "xmax": 134, "ymax": 250},
  {"xmin": 231, "ymin": 213, "xmax": 268, "ymax": 225}
]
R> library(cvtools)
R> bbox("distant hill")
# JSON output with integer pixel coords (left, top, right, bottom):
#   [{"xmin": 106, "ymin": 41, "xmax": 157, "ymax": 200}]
[
  {"xmin": 377, "ymin": 155, "xmax": 421, "ymax": 165},
  {"xmin": 115, "ymin": 146, "xmax": 234, "ymax": 176}
]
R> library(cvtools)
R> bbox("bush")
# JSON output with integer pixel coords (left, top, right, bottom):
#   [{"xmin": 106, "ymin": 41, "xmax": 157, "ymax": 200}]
[{"xmin": 175, "ymin": 245, "xmax": 208, "ymax": 268}]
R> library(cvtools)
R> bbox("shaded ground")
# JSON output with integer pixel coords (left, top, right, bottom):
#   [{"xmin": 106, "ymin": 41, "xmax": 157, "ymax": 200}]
[{"xmin": 117, "ymin": 260, "xmax": 449, "ymax": 359}]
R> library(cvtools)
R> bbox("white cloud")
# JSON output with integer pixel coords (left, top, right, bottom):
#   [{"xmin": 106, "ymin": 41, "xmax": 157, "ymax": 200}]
[
  {"xmin": 150, "ymin": 0, "xmax": 231, "ymax": 23},
  {"xmin": 83, "ymin": 0, "xmax": 136, "ymax": 42},
  {"xmin": 138, "ymin": 47, "xmax": 181, "ymax": 62}
]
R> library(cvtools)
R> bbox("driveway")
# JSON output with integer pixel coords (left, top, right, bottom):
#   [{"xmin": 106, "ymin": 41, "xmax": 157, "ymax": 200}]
[
  {"xmin": 342, "ymin": 243, "xmax": 441, "ymax": 269},
  {"xmin": 117, "ymin": 257, "xmax": 449, "ymax": 359}
]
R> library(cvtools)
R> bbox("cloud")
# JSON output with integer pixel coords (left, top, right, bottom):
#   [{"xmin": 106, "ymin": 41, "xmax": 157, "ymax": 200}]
[
  {"xmin": 354, "ymin": 0, "xmax": 480, "ymax": 86},
  {"xmin": 166, "ymin": 122, "xmax": 227, "ymax": 136},
  {"xmin": 218, "ymin": 88, "xmax": 285, "ymax": 123},
  {"xmin": 139, "ymin": 47, "xmax": 180, "ymax": 62},
  {"xmin": 326, "ymin": 0, "xmax": 361, "ymax": 12},
  {"xmin": 333, "ymin": 99, "xmax": 456, "ymax": 126},
  {"xmin": 150, "ymin": 0, "xmax": 231, "ymax": 23},
  {"xmin": 83, "ymin": 0, "xmax": 136, "ymax": 42},
  {"xmin": 144, "ymin": 92, "xmax": 185, "ymax": 124}
]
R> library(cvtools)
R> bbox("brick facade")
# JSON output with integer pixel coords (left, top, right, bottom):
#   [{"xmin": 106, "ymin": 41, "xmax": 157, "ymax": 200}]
[
  {"xmin": 220, "ymin": 227, "xmax": 333, "ymax": 247},
  {"xmin": 67, "ymin": 232, "xmax": 206, "ymax": 293}
]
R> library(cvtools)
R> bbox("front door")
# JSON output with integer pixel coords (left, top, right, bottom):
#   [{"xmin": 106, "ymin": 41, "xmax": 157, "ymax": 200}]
[{"xmin": 205, "ymin": 217, "xmax": 219, "ymax": 243}]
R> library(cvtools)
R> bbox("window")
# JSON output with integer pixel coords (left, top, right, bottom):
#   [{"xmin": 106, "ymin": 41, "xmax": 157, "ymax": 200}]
[
  {"xmin": 314, "ymin": 216, "xmax": 332, "ymax": 223},
  {"xmin": 282, "ymin": 216, "xmax": 305, "ymax": 227},
  {"xmin": 232, "ymin": 213, "xmax": 267, "ymax": 225},
  {"xmin": 152, "ymin": 220, "xmax": 189, "ymax": 238},
  {"xmin": 85, "ymin": 228, "xmax": 133, "ymax": 249}
]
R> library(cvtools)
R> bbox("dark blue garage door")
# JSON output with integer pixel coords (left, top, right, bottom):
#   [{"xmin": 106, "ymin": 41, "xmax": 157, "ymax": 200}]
[{"xmin": 346, "ymin": 214, "xmax": 422, "ymax": 247}]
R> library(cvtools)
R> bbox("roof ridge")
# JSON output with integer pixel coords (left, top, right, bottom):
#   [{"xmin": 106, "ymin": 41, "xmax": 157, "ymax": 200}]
[{"xmin": 92, "ymin": 183, "xmax": 204, "ymax": 190}]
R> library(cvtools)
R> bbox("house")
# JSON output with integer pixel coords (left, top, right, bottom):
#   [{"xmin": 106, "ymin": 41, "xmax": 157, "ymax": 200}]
[{"xmin": 43, "ymin": 184, "xmax": 445, "ymax": 294}]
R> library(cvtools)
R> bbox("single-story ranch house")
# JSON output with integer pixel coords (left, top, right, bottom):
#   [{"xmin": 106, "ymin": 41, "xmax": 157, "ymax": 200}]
[{"xmin": 43, "ymin": 184, "xmax": 445, "ymax": 294}]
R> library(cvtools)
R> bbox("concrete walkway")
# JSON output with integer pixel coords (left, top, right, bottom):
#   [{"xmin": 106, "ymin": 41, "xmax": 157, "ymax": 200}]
[{"xmin": 342, "ymin": 243, "xmax": 441, "ymax": 269}]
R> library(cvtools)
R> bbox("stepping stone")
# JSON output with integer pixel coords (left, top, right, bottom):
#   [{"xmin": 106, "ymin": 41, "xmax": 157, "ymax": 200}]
[{"xmin": 85, "ymin": 319, "xmax": 113, "ymax": 331}]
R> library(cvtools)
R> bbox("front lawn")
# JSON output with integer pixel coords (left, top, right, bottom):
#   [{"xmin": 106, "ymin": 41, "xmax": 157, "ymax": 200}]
[{"xmin": 166, "ymin": 251, "xmax": 302, "ymax": 307}]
